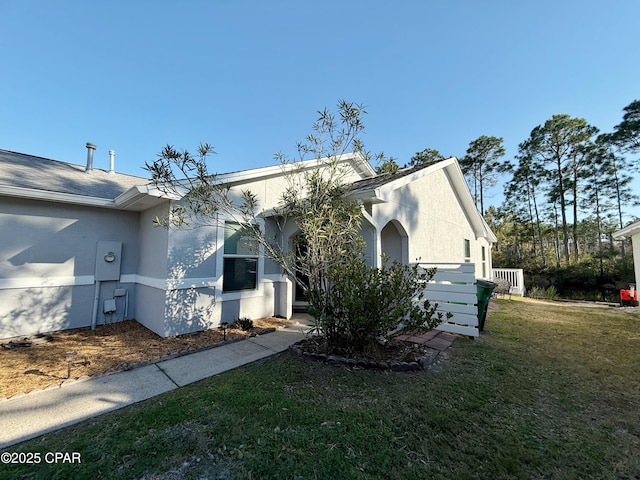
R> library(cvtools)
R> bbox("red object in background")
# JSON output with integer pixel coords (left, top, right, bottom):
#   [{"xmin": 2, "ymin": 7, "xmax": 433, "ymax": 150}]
[{"xmin": 620, "ymin": 289, "xmax": 638, "ymax": 305}]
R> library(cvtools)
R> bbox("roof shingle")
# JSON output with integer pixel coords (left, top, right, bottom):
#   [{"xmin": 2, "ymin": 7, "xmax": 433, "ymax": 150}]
[{"xmin": 0, "ymin": 149, "xmax": 149, "ymax": 200}]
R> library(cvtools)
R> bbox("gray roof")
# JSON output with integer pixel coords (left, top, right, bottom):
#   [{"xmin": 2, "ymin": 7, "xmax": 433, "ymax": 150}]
[
  {"xmin": 0, "ymin": 149, "xmax": 149, "ymax": 200},
  {"xmin": 347, "ymin": 159, "xmax": 443, "ymax": 195}
]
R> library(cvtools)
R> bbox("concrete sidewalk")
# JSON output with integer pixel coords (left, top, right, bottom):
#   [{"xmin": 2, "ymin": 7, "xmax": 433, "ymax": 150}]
[{"xmin": 0, "ymin": 318, "xmax": 312, "ymax": 449}]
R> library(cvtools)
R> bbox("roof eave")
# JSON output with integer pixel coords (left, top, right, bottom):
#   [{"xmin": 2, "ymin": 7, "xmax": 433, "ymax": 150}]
[
  {"xmin": 114, "ymin": 185, "xmax": 175, "ymax": 211},
  {"xmin": 347, "ymin": 188, "xmax": 387, "ymax": 204},
  {"xmin": 217, "ymin": 152, "xmax": 376, "ymax": 186},
  {"xmin": 614, "ymin": 220, "xmax": 640, "ymax": 238},
  {"xmin": 0, "ymin": 184, "xmax": 115, "ymax": 209}
]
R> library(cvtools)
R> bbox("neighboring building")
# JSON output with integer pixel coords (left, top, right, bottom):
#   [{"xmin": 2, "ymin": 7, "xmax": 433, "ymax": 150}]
[
  {"xmin": 0, "ymin": 147, "xmax": 496, "ymax": 340},
  {"xmin": 614, "ymin": 221, "xmax": 640, "ymax": 289}
]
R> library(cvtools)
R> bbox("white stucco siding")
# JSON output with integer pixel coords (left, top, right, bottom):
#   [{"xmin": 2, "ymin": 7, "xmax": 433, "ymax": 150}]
[
  {"xmin": 224, "ymin": 160, "xmax": 368, "ymax": 215},
  {"xmin": 226, "ymin": 176, "xmax": 287, "ymax": 214},
  {"xmin": 371, "ymin": 169, "xmax": 492, "ymax": 277}
]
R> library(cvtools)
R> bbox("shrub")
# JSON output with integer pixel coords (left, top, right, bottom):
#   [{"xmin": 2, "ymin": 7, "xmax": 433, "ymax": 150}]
[
  {"xmin": 528, "ymin": 285, "xmax": 559, "ymax": 300},
  {"xmin": 234, "ymin": 317, "xmax": 253, "ymax": 331},
  {"xmin": 528, "ymin": 286, "xmax": 545, "ymax": 299},
  {"xmin": 308, "ymin": 257, "xmax": 448, "ymax": 353},
  {"xmin": 544, "ymin": 286, "xmax": 559, "ymax": 300}
]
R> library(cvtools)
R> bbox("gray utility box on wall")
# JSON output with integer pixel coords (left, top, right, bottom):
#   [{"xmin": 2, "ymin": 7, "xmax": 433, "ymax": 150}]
[{"xmin": 95, "ymin": 241, "xmax": 122, "ymax": 281}]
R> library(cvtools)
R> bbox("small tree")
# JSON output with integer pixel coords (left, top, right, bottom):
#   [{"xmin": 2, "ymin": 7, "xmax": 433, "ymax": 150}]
[
  {"xmin": 145, "ymin": 101, "xmax": 375, "ymax": 316},
  {"xmin": 145, "ymin": 101, "xmax": 446, "ymax": 353}
]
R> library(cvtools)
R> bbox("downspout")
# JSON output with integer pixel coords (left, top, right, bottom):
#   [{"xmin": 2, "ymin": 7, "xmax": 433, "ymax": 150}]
[{"xmin": 91, "ymin": 281, "xmax": 101, "ymax": 330}]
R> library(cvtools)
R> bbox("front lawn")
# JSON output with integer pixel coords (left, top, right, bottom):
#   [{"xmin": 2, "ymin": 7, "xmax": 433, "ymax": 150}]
[{"xmin": 2, "ymin": 299, "xmax": 639, "ymax": 479}]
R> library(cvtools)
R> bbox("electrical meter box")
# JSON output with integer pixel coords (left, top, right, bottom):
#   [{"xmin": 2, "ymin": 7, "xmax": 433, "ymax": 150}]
[{"xmin": 95, "ymin": 241, "xmax": 122, "ymax": 281}]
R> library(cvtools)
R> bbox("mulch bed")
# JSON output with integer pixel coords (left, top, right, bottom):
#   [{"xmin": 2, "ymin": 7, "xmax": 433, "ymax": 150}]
[
  {"xmin": 290, "ymin": 335, "xmax": 444, "ymax": 372},
  {"xmin": 0, "ymin": 317, "xmax": 290, "ymax": 399}
]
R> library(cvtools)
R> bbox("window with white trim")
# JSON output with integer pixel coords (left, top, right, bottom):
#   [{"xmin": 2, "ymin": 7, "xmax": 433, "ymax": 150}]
[
  {"xmin": 464, "ymin": 239, "xmax": 471, "ymax": 263},
  {"xmin": 223, "ymin": 222, "xmax": 259, "ymax": 292},
  {"xmin": 481, "ymin": 246, "xmax": 487, "ymax": 277}
]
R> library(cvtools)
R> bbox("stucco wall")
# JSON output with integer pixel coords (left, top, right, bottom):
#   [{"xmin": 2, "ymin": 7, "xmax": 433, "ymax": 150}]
[
  {"xmin": 371, "ymin": 168, "xmax": 492, "ymax": 277},
  {"xmin": 163, "ymin": 219, "xmax": 219, "ymax": 336},
  {"xmin": 0, "ymin": 197, "xmax": 140, "ymax": 339},
  {"xmin": 133, "ymin": 203, "xmax": 170, "ymax": 335}
]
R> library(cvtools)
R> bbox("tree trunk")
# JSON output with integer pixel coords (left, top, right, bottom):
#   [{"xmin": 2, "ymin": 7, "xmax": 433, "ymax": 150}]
[
  {"xmin": 529, "ymin": 178, "xmax": 545, "ymax": 266},
  {"xmin": 612, "ymin": 164, "xmax": 627, "ymax": 257},
  {"xmin": 556, "ymin": 157, "xmax": 570, "ymax": 264},
  {"xmin": 553, "ymin": 202, "xmax": 561, "ymax": 268},
  {"xmin": 572, "ymin": 175, "xmax": 580, "ymax": 262}
]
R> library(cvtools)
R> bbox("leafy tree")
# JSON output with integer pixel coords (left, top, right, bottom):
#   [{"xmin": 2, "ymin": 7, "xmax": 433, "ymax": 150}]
[
  {"xmin": 522, "ymin": 114, "xmax": 597, "ymax": 264},
  {"xmin": 459, "ymin": 135, "xmax": 506, "ymax": 215},
  {"xmin": 374, "ymin": 157, "xmax": 401, "ymax": 174},
  {"xmin": 592, "ymin": 134, "xmax": 639, "ymax": 255},
  {"xmin": 609, "ymin": 99, "xmax": 640, "ymax": 153},
  {"xmin": 145, "ymin": 101, "xmax": 373, "ymax": 313},
  {"xmin": 145, "ymin": 101, "xmax": 446, "ymax": 352},
  {"xmin": 505, "ymin": 147, "xmax": 547, "ymax": 265},
  {"xmin": 408, "ymin": 148, "xmax": 445, "ymax": 167},
  {"xmin": 580, "ymin": 143, "xmax": 616, "ymax": 275}
]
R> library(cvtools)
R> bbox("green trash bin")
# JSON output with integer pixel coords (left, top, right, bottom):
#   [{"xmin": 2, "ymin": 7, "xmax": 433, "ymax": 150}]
[{"xmin": 476, "ymin": 279, "xmax": 497, "ymax": 332}]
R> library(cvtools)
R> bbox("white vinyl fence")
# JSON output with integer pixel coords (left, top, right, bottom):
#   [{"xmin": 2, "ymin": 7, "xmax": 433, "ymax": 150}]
[
  {"xmin": 416, "ymin": 262, "xmax": 479, "ymax": 337},
  {"xmin": 492, "ymin": 268, "xmax": 526, "ymax": 296}
]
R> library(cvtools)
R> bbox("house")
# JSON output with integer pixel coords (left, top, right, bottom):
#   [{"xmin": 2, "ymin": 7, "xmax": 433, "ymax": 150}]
[
  {"xmin": 613, "ymin": 220, "xmax": 640, "ymax": 289},
  {"xmin": 0, "ymin": 146, "xmax": 496, "ymax": 340}
]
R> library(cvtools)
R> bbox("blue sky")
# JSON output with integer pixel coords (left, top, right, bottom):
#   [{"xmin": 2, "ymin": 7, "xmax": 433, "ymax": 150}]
[{"xmin": 2, "ymin": 1, "xmax": 639, "ymax": 218}]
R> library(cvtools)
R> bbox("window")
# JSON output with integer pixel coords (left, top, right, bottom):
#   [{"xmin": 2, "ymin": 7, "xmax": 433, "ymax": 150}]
[
  {"xmin": 223, "ymin": 222, "xmax": 259, "ymax": 292},
  {"xmin": 481, "ymin": 246, "xmax": 487, "ymax": 278},
  {"xmin": 464, "ymin": 239, "xmax": 471, "ymax": 263}
]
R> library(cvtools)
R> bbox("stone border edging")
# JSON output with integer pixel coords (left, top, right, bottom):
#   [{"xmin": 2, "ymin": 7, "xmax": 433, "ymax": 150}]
[{"xmin": 288, "ymin": 340, "xmax": 440, "ymax": 371}]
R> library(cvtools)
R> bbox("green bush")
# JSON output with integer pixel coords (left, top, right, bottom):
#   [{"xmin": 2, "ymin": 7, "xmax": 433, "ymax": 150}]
[
  {"xmin": 527, "ymin": 285, "xmax": 559, "ymax": 300},
  {"xmin": 528, "ymin": 286, "xmax": 545, "ymax": 299},
  {"xmin": 544, "ymin": 286, "xmax": 559, "ymax": 299},
  {"xmin": 233, "ymin": 317, "xmax": 253, "ymax": 331},
  {"xmin": 308, "ymin": 257, "xmax": 448, "ymax": 353}
]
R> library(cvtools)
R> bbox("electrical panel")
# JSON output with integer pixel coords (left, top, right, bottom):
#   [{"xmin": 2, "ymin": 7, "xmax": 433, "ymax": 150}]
[{"xmin": 95, "ymin": 241, "xmax": 122, "ymax": 281}]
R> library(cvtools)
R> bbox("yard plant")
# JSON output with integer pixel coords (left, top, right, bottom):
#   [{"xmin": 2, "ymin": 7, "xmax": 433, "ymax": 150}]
[
  {"xmin": 2, "ymin": 299, "xmax": 638, "ymax": 479},
  {"xmin": 310, "ymin": 257, "xmax": 447, "ymax": 352}
]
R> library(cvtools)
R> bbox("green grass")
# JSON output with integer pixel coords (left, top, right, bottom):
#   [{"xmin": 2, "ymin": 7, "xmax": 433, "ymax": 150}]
[{"xmin": 2, "ymin": 299, "xmax": 639, "ymax": 479}]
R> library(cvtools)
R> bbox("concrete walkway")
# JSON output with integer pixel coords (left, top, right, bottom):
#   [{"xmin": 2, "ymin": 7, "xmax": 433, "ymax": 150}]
[{"xmin": 0, "ymin": 317, "xmax": 313, "ymax": 449}]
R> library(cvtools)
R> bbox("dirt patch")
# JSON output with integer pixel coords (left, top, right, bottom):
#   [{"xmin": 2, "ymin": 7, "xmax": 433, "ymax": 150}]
[{"xmin": 0, "ymin": 318, "xmax": 290, "ymax": 399}]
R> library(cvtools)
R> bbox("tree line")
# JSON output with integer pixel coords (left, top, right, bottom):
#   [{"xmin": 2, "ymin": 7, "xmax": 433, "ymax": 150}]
[{"xmin": 380, "ymin": 99, "xmax": 640, "ymax": 298}]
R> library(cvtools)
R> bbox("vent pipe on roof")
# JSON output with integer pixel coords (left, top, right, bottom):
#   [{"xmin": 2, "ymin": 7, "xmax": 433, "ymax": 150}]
[
  {"xmin": 108, "ymin": 149, "xmax": 115, "ymax": 174},
  {"xmin": 85, "ymin": 142, "xmax": 96, "ymax": 173}
]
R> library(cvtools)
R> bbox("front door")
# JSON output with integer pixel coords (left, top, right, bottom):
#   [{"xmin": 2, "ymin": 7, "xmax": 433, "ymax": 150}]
[{"xmin": 294, "ymin": 235, "xmax": 309, "ymax": 302}]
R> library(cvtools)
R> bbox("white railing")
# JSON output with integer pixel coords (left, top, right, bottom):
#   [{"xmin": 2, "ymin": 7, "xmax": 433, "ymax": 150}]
[
  {"xmin": 492, "ymin": 268, "xmax": 526, "ymax": 296},
  {"xmin": 416, "ymin": 262, "xmax": 479, "ymax": 337}
]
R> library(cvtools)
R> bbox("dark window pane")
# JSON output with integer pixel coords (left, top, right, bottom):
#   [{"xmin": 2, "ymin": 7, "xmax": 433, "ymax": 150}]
[{"xmin": 223, "ymin": 258, "xmax": 257, "ymax": 292}]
